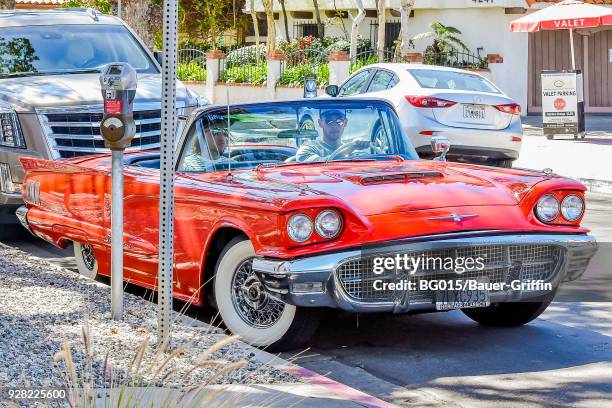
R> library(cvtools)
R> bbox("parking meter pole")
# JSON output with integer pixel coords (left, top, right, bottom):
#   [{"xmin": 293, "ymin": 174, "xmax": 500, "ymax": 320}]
[
  {"xmin": 110, "ymin": 150, "xmax": 124, "ymax": 320},
  {"xmin": 99, "ymin": 62, "xmax": 137, "ymax": 321},
  {"xmin": 157, "ymin": 0, "xmax": 179, "ymax": 351}
]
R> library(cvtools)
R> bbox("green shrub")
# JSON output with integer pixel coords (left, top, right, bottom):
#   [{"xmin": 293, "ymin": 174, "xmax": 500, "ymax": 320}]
[
  {"xmin": 350, "ymin": 54, "xmax": 378, "ymax": 73},
  {"xmin": 177, "ymin": 63, "xmax": 207, "ymax": 82},
  {"xmin": 278, "ymin": 64, "xmax": 329, "ymax": 87},
  {"xmin": 220, "ymin": 62, "xmax": 267, "ymax": 84}
]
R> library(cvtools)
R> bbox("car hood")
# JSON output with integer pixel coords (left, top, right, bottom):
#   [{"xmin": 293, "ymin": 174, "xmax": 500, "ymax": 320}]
[
  {"xmin": 0, "ymin": 73, "xmax": 194, "ymax": 112},
  {"xmin": 229, "ymin": 160, "xmax": 550, "ymax": 216}
]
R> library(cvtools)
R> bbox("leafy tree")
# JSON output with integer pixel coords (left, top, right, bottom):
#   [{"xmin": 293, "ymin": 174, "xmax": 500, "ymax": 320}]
[
  {"xmin": 312, "ymin": 0, "xmax": 324, "ymax": 39},
  {"xmin": 413, "ymin": 22, "xmax": 468, "ymax": 54},
  {"xmin": 0, "ymin": 37, "xmax": 39, "ymax": 74},
  {"xmin": 0, "ymin": 0, "xmax": 15, "ymax": 9},
  {"xmin": 61, "ymin": 0, "xmax": 113, "ymax": 13}
]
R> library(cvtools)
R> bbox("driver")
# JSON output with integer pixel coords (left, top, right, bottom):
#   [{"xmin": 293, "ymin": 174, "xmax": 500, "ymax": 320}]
[{"xmin": 295, "ymin": 109, "xmax": 370, "ymax": 162}]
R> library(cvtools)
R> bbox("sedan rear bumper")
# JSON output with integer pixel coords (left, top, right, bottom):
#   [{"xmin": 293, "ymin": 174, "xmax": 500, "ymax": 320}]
[
  {"xmin": 415, "ymin": 145, "xmax": 520, "ymax": 161},
  {"xmin": 253, "ymin": 233, "xmax": 598, "ymax": 313}
]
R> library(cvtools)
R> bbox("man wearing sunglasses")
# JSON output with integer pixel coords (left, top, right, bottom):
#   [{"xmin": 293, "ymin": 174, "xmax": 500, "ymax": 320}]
[{"xmin": 295, "ymin": 109, "xmax": 370, "ymax": 162}]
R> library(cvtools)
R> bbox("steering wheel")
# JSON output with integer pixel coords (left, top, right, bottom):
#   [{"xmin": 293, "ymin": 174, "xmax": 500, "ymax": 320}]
[{"xmin": 327, "ymin": 140, "xmax": 376, "ymax": 161}]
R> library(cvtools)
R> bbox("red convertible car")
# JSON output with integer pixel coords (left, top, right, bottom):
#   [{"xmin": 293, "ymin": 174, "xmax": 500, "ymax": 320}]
[{"xmin": 17, "ymin": 99, "xmax": 597, "ymax": 351}]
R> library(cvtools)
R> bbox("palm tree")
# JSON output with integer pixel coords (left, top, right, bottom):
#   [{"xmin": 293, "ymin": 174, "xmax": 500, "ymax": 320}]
[{"xmin": 413, "ymin": 22, "xmax": 468, "ymax": 54}]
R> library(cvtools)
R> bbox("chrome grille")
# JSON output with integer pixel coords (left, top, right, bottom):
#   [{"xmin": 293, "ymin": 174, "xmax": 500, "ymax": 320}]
[
  {"xmin": 40, "ymin": 110, "xmax": 161, "ymax": 159},
  {"xmin": 335, "ymin": 244, "xmax": 563, "ymax": 303}
]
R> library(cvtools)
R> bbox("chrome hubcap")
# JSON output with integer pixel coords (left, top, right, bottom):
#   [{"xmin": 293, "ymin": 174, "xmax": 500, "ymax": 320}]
[
  {"xmin": 231, "ymin": 258, "xmax": 285, "ymax": 328},
  {"xmin": 81, "ymin": 244, "xmax": 96, "ymax": 271}
]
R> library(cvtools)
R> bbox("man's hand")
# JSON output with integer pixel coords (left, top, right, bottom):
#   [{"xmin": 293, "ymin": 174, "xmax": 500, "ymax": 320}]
[{"xmin": 352, "ymin": 139, "xmax": 371, "ymax": 150}]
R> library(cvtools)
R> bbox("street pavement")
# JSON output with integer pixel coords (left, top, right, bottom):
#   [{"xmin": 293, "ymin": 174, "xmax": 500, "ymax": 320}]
[{"xmin": 517, "ymin": 115, "xmax": 612, "ymax": 195}]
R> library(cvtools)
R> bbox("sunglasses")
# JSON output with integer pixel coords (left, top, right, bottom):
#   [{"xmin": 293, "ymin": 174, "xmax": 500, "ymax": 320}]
[
  {"xmin": 324, "ymin": 118, "xmax": 347, "ymax": 127},
  {"xmin": 211, "ymin": 128, "xmax": 229, "ymax": 138}
]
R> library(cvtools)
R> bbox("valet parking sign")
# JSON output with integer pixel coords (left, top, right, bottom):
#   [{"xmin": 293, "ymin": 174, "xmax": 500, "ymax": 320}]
[{"xmin": 541, "ymin": 71, "xmax": 585, "ymax": 137}]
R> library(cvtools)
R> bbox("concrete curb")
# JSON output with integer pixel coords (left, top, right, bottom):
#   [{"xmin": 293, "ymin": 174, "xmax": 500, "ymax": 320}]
[
  {"xmin": 247, "ymin": 347, "xmax": 398, "ymax": 408},
  {"xmin": 178, "ymin": 314, "xmax": 397, "ymax": 407}
]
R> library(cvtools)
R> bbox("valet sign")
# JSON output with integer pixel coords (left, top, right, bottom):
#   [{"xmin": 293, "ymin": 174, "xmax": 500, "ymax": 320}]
[{"xmin": 541, "ymin": 71, "xmax": 584, "ymax": 136}]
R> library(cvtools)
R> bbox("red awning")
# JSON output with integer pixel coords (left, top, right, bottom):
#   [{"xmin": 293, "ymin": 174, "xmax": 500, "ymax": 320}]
[{"xmin": 510, "ymin": 0, "xmax": 612, "ymax": 32}]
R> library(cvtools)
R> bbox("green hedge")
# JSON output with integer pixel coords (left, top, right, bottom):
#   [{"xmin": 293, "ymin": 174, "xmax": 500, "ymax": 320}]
[
  {"xmin": 220, "ymin": 63, "xmax": 267, "ymax": 85},
  {"xmin": 278, "ymin": 64, "xmax": 329, "ymax": 87},
  {"xmin": 177, "ymin": 63, "xmax": 207, "ymax": 82}
]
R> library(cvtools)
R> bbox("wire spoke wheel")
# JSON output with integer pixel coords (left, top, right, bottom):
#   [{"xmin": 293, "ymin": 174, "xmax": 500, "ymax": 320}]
[
  {"xmin": 231, "ymin": 258, "xmax": 285, "ymax": 329},
  {"xmin": 81, "ymin": 244, "xmax": 96, "ymax": 271}
]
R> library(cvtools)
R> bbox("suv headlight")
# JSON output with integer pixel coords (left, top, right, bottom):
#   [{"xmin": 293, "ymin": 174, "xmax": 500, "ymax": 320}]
[
  {"xmin": 315, "ymin": 209, "xmax": 342, "ymax": 239},
  {"xmin": 287, "ymin": 213, "xmax": 313, "ymax": 243},
  {"xmin": 0, "ymin": 102, "xmax": 25, "ymax": 148},
  {"xmin": 561, "ymin": 194, "xmax": 584, "ymax": 221},
  {"xmin": 535, "ymin": 194, "xmax": 559, "ymax": 223}
]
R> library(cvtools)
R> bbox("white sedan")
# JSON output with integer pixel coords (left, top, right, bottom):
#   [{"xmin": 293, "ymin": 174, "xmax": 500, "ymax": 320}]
[{"xmin": 325, "ymin": 63, "xmax": 523, "ymax": 167}]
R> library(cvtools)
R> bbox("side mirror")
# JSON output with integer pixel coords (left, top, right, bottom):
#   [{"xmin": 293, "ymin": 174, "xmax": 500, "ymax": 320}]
[
  {"xmin": 153, "ymin": 51, "xmax": 163, "ymax": 66},
  {"xmin": 325, "ymin": 85, "xmax": 339, "ymax": 97},
  {"xmin": 430, "ymin": 136, "xmax": 451, "ymax": 161}
]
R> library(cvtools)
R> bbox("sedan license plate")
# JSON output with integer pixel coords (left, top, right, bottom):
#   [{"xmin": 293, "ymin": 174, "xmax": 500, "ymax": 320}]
[
  {"xmin": 463, "ymin": 104, "xmax": 486, "ymax": 120},
  {"xmin": 435, "ymin": 287, "xmax": 490, "ymax": 311}
]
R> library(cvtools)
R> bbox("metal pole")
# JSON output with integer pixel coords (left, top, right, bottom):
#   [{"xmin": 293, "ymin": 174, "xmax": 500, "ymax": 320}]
[
  {"xmin": 117, "ymin": 0, "xmax": 122, "ymax": 19},
  {"xmin": 157, "ymin": 0, "xmax": 178, "ymax": 350},
  {"xmin": 569, "ymin": 28, "xmax": 576, "ymax": 70},
  {"xmin": 111, "ymin": 150, "xmax": 124, "ymax": 320}
]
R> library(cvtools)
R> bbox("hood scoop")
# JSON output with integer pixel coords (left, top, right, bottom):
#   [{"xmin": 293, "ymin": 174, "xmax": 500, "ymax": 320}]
[{"xmin": 335, "ymin": 170, "xmax": 444, "ymax": 185}]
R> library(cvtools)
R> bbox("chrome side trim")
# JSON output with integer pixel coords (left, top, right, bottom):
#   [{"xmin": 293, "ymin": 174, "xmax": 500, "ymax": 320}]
[{"xmin": 15, "ymin": 205, "xmax": 33, "ymax": 235}]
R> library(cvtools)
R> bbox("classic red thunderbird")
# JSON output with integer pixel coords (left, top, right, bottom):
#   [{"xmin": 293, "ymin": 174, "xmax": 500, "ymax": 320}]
[{"xmin": 18, "ymin": 99, "xmax": 597, "ymax": 351}]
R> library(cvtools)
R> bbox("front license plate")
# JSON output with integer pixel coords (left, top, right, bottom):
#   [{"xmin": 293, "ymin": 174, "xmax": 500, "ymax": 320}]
[
  {"xmin": 463, "ymin": 104, "xmax": 486, "ymax": 120},
  {"xmin": 435, "ymin": 288, "xmax": 490, "ymax": 311}
]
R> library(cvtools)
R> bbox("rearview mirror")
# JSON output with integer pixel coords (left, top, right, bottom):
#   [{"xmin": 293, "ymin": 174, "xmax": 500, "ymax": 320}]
[
  {"xmin": 325, "ymin": 85, "xmax": 339, "ymax": 97},
  {"xmin": 431, "ymin": 136, "xmax": 451, "ymax": 161},
  {"xmin": 153, "ymin": 51, "xmax": 163, "ymax": 66}
]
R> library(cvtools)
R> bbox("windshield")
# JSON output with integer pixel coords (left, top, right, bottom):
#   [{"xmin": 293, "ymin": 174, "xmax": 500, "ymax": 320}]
[
  {"xmin": 0, "ymin": 24, "xmax": 157, "ymax": 77},
  {"xmin": 408, "ymin": 69, "xmax": 501, "ymax": 94},
  {"xmin": 177, "ymin": 100, "xmax": 419, "ymax": 173}
]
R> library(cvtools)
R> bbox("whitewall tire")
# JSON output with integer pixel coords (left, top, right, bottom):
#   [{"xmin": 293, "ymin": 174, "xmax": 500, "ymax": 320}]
[
  {"xmin": 214, "ymin": 237, "xmax": 319, "ymax": 351},
  {"xmin": 73, "ymin": 242, "xmax": 98, "ymax": 280}
]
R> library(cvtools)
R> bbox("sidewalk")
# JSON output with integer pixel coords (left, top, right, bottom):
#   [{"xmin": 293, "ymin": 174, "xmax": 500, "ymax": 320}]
[{"xmin": 515, "ymin": 120, "xmax": 612, "ymax": 195}]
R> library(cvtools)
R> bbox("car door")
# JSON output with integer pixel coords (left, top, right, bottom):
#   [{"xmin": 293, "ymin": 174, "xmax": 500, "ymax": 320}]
[
  {"xmin": 364, "ymin": 69, "xmax": 399, "ymax": 96},
  {"xmin": 338, "ymin": 69, "xmax": 373, "ymax": 97}
]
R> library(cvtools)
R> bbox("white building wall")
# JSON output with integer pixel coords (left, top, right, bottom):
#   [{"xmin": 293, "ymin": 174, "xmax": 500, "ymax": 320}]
[{"xmin": 245, "ymin": 2, "xmax": 530, "ymax": 113}]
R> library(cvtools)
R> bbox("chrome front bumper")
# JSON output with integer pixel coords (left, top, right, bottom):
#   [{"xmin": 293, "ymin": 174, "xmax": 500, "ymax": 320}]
[{"xmin": 253, "ymin": 233, "xmax": 598, "ymax": 313}]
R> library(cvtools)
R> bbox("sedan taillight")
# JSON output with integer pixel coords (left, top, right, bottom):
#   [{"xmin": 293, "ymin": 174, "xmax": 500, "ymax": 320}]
[
  {"xmin": 494, "ymin": 103, "xmax": 521, "ymax": 115},
  {"xmin": 405, "ymin": 96, "xmax": 457, "ymax": 108}
]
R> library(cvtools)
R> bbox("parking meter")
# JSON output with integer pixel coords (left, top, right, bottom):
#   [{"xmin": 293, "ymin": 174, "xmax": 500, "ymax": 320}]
[
  {"xmin": 99, "ymin": 62, "xmax": 137, "ymax": 321},
  {"xmin": 99, "ymin": 63, "xmax": 137, "ymax": 150}
]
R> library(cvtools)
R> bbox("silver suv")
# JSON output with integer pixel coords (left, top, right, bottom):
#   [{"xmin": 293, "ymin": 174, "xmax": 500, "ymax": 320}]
[{"xmin": 0, "ymin": 9, "xmax": 203, "ymax": 232}]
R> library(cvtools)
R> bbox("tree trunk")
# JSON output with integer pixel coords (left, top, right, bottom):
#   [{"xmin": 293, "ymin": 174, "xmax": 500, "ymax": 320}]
[
  {"xmin": 350, "ymin": 0, "xmax": 366, "ymax": 62},
  {"xmin": 377, "ymin": 0, "xmax": 386, "ymax": 62},
  {"xmin": 122, "ymin": 0, "xmax": 162, "ymax": 50},
  {"xmin": 250, "ymin": 0, "xmax": 261, "ymax": 62},
  {"xmin": 262, "ymin": 0, "xmax": 276, "ymax": 53},
  {"xmin": 399, "ymin": 0, "xmax": 415, "ymax": 58},
  {"xmin": 0, "ymin": 0, "xmax": 15, "ymax": 9},
  {"xmin": 312, "ymin": 0, "xmax": 324, "ymax": 38},
  {"xmin": 279, "ymin": 0, "xmax": 290, "ymax": 41}
]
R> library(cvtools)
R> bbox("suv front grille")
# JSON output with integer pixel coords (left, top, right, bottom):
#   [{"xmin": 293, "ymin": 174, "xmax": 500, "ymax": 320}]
[
  {"xmin": 40, "ymin": 110, "xmax": 161, "ymax": 158},
  {"xmin": 336, "ymin": 244, "xmax": 563, "ymax": 303}
]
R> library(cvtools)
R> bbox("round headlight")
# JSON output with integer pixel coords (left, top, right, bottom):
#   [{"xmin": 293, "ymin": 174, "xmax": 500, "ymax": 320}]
[
  {"xmin": 287, "ymin": 214, "xmax": 313, "ymax": 243},
  {"xmin": 315, "ymin": 209, "xmax": 342, "ymax": 239},
  {"xmin": 561, "ymin": 194, "xmax": 584, "ymax": 221},
  {"xmin": 535, "ymin": 194, "xmax": 559, "ymax": 223}
]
